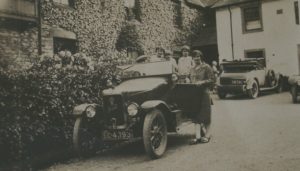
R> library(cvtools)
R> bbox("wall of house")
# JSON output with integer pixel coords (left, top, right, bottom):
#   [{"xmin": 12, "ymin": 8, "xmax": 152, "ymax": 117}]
[{"xmin": 216, "ymin": 0, "xmax": 300, "ymax": 75}]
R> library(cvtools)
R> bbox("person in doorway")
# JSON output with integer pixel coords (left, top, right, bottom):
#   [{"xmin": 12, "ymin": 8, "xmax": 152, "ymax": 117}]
[{"xmin": 189, "ymin": 50, "xmax": 215, "ymax": 144}]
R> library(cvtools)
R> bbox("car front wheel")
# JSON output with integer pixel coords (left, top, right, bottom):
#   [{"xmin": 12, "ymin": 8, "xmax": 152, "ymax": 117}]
[
  {"xmin": 291, "ymin": 85, "xmax": 298, "ymax": 103},
  {"xmin": 143, "ymin": 109, "xmax": 167, "ymax": 159},
  {"xmin": 247, "ymin": 81, "xmax": 259, "ymax": 99},
  {"xmin": 73, "ymin": 117, "xmax": 103, "ymax": 156}
]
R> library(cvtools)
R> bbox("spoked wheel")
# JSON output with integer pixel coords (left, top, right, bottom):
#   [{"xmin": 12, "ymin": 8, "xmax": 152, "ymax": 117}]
[
  {"xmin": 247, "ymin": 81, "xmax": 259, "ymax": 99},
  {"xmin": 73, "ymin": 117, "xmax": 103, "ymax": 157},
  {"xmin": 291, "ymin": 85, "xmax": 298, "ymax": 104},
  {"xmin": 143, "ymin": 109, "xmax": 167, "ymax": 159}
]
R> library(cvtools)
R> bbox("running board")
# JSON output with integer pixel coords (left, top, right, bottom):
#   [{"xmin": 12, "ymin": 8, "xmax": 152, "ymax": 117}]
[{"xmin": 260, "ymin": 85, "xmax": 277, "ymax": 91}]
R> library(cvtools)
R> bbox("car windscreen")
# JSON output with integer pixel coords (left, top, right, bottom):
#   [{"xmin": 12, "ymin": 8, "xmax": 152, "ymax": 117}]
[
  {"xmin": 222, "ymin": 64, "xmax": 256, "ymax": 73},
  {"xmin": 117, "ymin": 61, "xmax": 173, "ymax": 78}
]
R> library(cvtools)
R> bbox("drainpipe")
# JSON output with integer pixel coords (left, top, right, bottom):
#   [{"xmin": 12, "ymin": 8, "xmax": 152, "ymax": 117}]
[
  {"xmin": 37, "ymin": 0, "xmax": 42, "ymax": 55},
  {"xmin": 228, "ymin": 6, "xmax": 235, "ymax": 60}
]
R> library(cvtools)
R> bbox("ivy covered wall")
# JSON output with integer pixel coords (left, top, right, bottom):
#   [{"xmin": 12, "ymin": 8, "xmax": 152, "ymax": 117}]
[{"xmin": 1, "ymin": 0, "xmax": 206, "ymax": 69}]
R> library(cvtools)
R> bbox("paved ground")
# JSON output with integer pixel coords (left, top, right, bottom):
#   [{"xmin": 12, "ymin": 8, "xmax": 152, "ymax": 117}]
[{"xmin": 45, "ymin": 92, "xmax": 300, "ymax": 171}]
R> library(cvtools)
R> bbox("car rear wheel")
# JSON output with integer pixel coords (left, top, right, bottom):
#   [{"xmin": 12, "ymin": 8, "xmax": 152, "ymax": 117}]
[
  {"xmin": 73, "ymin": 117, "xmax": 103, "ymax": 157},
  {"xmin": 247, "ymin": 81, "xmax": 259, "ymax": 99},
  {"xmin": 291, "ymin": 85, "xmax": 298, "ymax": 104},
  {"xmin": 217, "ymin": 91, "xmax": 227, "ymax": 99},
  {"xmin": 143, "ymin": 109, "xmax": 167, "ymax": 159}
]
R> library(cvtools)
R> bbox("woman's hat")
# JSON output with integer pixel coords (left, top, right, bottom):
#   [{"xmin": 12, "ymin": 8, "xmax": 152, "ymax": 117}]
[
  {"xmin": 181, "ymin": 45, "xmax": 190, "ymax": 51},
  {"xmin": 192, "ymin": 50, "xmax": 203, "ymax": 58}
]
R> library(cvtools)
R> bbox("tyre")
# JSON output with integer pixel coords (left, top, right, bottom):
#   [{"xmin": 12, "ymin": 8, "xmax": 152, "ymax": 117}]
[
  {"xmin": 291, "ymin": 85, "xmax": 298, "ymax": 104},
  {"xmin": 217, "ymin": 91, "xmax": 227, "ymax": 99},
  {"xmin": 276, "ymin": 79, "xmax": 284, "ymax": 93},
  {"xmin": 143, "ymin": 109, "xmax": 168, "ymax": 159},
  {"xmin": 247, "ymin": 80, "xmax": 259, "ymax": 99},
  {"xmin": 73, "ymin": 117, "xmax": 103, "ymax": 157}
]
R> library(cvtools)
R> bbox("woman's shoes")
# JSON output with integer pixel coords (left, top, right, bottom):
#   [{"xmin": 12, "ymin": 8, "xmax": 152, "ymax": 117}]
[
  {"xmin": 200, "ymin": 136, "xmax": 210, "ymax": 143},
  {"xmin": 189, "ymin": 138, "xmax": 201, "ymax": 145}
]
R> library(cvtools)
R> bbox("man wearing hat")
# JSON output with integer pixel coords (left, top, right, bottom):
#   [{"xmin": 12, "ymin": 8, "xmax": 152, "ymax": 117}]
[
  {"xmin": 189, "ymin": 50, "xmax": 215, "ymax": 144},
  {"xmin": 178, "ymin": 45, "xmax": 194, "ymax": 76}
]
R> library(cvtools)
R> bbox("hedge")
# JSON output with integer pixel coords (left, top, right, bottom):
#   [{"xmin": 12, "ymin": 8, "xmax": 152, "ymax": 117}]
[{"xmin": 0, "ymin": 61, "xmax": 118, "ymax": 167}]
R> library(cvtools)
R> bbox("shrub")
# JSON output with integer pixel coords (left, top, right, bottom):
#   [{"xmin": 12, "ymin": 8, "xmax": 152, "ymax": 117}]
[{"xmin": 0, "ymin": 58, "xmax": 119, "ymax": 166}]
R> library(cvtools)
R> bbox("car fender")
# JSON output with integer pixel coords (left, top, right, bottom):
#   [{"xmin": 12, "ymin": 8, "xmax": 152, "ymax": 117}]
[
  {"xmin": 73, "ymin": 103, "xmax": 99, "ymax": 116},
  {"xmin": 141, "ymin": 100, "xmax": 171, "ymax": 112}
]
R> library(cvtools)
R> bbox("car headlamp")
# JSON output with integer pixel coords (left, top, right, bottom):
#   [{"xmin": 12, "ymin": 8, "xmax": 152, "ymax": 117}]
[
  {"xmin": 127, "ymin": 103, "xmax": 139, "ymax": 116},
  {"xmin": 86, "ymin": 105, "xmax": 96, "ymax": 118}
]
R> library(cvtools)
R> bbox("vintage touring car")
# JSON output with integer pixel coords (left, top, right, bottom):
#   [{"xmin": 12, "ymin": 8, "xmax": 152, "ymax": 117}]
[
  {"xmin": 217, "ymin": 59, "xmax": 283, "ymax": 99},
  {"xmin": 72, "ymin": 61, "xmax": 212, "ymax": 159}
]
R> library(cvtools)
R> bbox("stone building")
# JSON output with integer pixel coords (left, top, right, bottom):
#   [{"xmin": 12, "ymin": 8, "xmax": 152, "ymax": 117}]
[{"xmin": 0, "ymin": 0, "xmax": 218, "ymax": 69}]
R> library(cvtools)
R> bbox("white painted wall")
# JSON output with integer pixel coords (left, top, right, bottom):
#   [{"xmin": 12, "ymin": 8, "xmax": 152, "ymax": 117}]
[{"xmin": 216, "ymin": 0, "xmax": 300, "ymax": 75}]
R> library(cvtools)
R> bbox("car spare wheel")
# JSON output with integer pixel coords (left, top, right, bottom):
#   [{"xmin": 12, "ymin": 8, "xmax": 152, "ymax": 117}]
[
  {"xmin": 143, "ymin": 109, "xmax": 167, "ymax": 159},
  {"xmin": 247, "ymin": 80, "xmax": 259, "ymax": 99},
  {"xmin": 73, "ymin": 117, "xmax": 103, "ymax": 157}
]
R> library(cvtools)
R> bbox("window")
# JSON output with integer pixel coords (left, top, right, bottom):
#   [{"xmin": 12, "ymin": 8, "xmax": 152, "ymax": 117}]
[
  {"xmin": 172, "ymin": 0, "xmax": 183, "ymax": 29},
  {"xmin": 242, "ymin": 3, "xmax": 263, "ymax": 32},
  {"xmin": 245, "ymin": 49, "xmax": 266, "ymax": 66},
  {"xmin": 53, "ymin": 37, "xmax": 77, "ymax": 54},
  {"xmin": 294, "ymin": 1, "xmax": 299, "ymax": 25},
  {"xmin": 53, "ymin": 0, "xmax": 75, "ymax": 7},
  {"xmin": 124, "ymin": 0, "xmax": 141, "ymax": 21}
]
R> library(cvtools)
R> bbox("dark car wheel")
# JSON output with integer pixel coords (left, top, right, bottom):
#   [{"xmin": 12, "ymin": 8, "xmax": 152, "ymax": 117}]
[
  {"xmin": 247, "ymin": 81, "xmax": 259, "ymax": 99},
  {"xmin": 73, "ymin": 117, "xmax": 103, "ymax": 157},
  {"xmin": 217, "ymin": 91, "xmax": 227, "ymax": 99},
  {"xmin": 291, "ymin": 85, "xmax": 298, "ymax": 104},
  {"xmin": 276, "ymin": 78, "xmax": 284, "ymax": 93},
  {"xmin": 143, "ymin": 109, "xmax": 167, "ymax": 159}
]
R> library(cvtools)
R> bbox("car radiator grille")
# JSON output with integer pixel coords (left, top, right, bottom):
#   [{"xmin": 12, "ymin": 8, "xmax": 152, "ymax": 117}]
[{"xmin": 103, "ymin": 95, "xmax": 126, "ymax": 125}]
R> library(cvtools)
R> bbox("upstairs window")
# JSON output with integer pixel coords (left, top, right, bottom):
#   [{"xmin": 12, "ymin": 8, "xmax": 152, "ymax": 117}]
[
  {"xmin": 295, "ymin": 1, "xmax": 299, "ymax": 25},
  {"xmin": 124, "ymin": 0, "xmax": 141, "ymax": 22},
  {"xmin": 242, "ymin": 3, "xmax": 263, "ymax": 33},
  {"xmin": 53, "ymin": 0, "xmax": 75, "ymax": 8},
  {"xmin": 172, "ymin": 0, "xmax": 183, "ymax": 29}
]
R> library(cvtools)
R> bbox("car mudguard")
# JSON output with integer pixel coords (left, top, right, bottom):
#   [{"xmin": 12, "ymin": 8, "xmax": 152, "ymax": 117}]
[
  {"xmin": 141, "ymin": 100, "xmax": 171, "ymax": 112},
  {"xmin": 73, "ymin": 103, "xmax": 99, "ymax": 116}
]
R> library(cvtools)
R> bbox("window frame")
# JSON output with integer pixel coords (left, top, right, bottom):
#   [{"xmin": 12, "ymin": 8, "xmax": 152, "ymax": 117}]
[
  {"xmin": 294, "ymin": 1, "xmax": 299, "ymax": 25},
  {"xmin": 52, "ymin": 0, "xmax": 75, "ymax": 8},
  {"xmin": 244, "ymin": 48, "xmax": 266, "ymax": 67},
  {"xmin": 241, "ymin": 2, "xmax": 263, "ymax": 33}
]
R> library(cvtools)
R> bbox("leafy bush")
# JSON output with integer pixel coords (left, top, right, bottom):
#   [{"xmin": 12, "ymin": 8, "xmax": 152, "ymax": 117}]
[{"xmin": 0, "ymin": 59, "xmax": 118, "ymax": 165}]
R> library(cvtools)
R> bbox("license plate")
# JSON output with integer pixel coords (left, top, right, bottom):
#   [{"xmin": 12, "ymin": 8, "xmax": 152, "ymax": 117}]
[{"xmin": 102, "ymin": 129, "xmax": 133, "ymax": 141}]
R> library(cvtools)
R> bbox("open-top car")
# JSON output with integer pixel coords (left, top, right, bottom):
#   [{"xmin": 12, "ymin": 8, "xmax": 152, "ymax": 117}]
[
  {"xmin": 217, "ymin": 59, "xmax": 283, "ymax": 99},
  {"xmin": 288, "ymin": 75, "xmax": 300, "ymax": 103},
  {"xmin": 72, "ymin": 61, "xmax": 210, "ymax": 159}
]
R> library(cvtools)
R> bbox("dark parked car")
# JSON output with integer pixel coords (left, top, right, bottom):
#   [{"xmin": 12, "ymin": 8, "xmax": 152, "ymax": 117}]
[
  {"xmin": 217, "ymin": 59, "xmax": 283, "ymax": 99},
  {"xmin": 288, "ymin": 75, "xmax": 300, "ymax": 103},
  {"xmin": 72, "ymin": 61, "xmax": 209, "ymax": 159}
]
